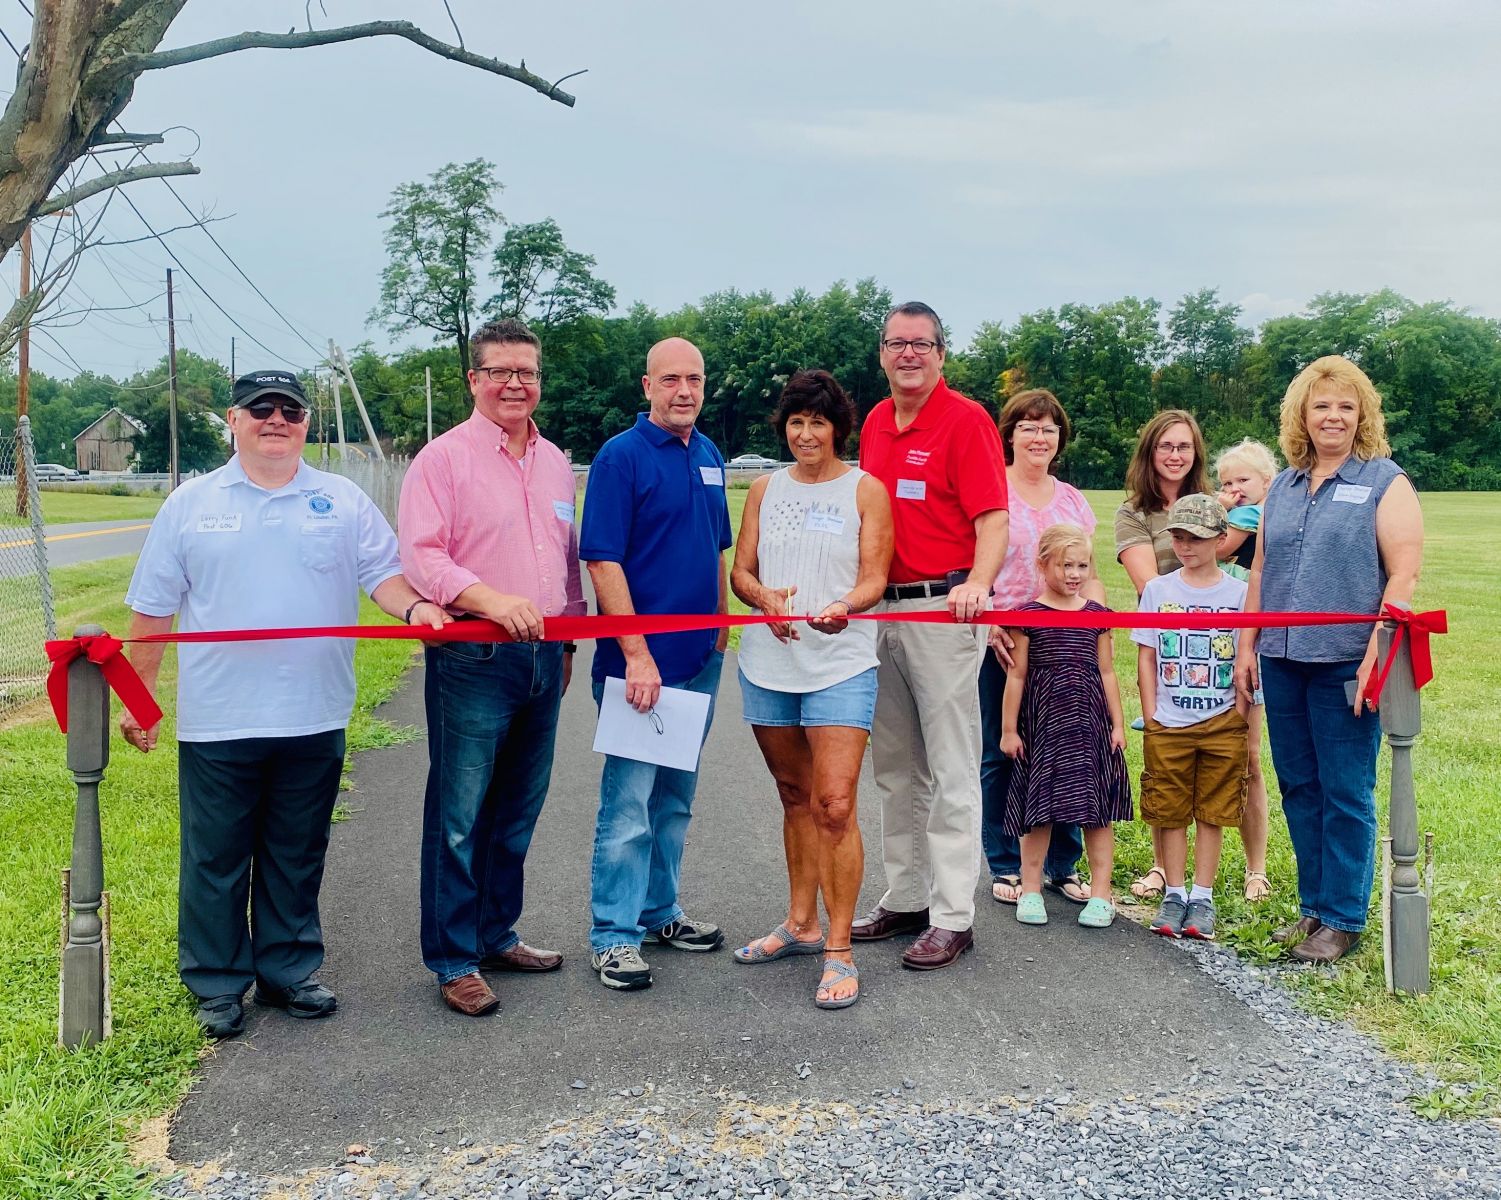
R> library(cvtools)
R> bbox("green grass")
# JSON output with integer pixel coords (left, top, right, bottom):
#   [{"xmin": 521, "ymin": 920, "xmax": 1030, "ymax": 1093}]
[
  {"xmin": 0, "ymin": 557, "xmax": 419, "ymax": 1200},
  {"xmin": 35, "ymin": 491, "xmax": 164, "ymax": 524}
]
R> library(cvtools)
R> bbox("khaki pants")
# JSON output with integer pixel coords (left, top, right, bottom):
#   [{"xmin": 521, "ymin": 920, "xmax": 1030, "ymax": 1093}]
[{"xmin": 871, "ymin": 596, "xmax": 987, "ymax": 931}]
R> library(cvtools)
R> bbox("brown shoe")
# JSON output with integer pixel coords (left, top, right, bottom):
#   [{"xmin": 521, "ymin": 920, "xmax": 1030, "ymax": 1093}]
[
  {"xmin": 440, "ymin": 972, "xmax": 499, "ymax": 1016},
  {"xmin": 1289, "ymin": 925, "xmax": 1361, "ymax": 964},
  {"xmin": 901, "ymin": 926, "xmax": 974, "ymax": 970},
  {"xmin": 479, "ymin": 942, "xmax": 563, "ymax": 972},
  {"xmin": 1271, "ymin": 915, "xmax": 1321, "ymax": 945},
  {"xmin": 850, "ymin": 905, "xmax": 929, "ymax": 942}
]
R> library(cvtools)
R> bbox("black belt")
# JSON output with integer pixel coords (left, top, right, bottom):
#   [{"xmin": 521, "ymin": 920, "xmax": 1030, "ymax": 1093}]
[{"xmin": 883, "ymin": 578, "xmax": 954, "ymax": 602}]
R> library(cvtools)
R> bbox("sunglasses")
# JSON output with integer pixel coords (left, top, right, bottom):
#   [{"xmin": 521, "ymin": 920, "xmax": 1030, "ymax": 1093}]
[{"xmin": 239, "ymin": 398, "xmax": 308, "ymax": 423}]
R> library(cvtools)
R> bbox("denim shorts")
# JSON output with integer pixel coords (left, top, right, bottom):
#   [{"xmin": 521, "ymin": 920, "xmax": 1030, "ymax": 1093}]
[{"xmin": 738, "ymin": 667, "xmax": 877, "ymax": 731}]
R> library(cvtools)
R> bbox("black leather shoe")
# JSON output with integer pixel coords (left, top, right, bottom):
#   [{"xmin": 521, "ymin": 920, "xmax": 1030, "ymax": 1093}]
[
  {"xmin": 254, "ymin": 977, "xmax": 338, "ymax": 1019},
  {"xmin": 850, "ymin": 905, "xmax": 930, "ymax": 941},
  {"xmin": 195, "ymin": 994, "xmax": 245, "ymax": 1039}
]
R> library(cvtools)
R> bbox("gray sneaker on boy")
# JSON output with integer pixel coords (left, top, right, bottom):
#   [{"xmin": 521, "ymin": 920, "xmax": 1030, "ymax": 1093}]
[
  {"xmin": 1181, "ymin": 896, "xmax": 1218, "ymax": 941},
  {"xmin": 1150, "ymin": 895, "xmax": 1188, "ymax": 938}
]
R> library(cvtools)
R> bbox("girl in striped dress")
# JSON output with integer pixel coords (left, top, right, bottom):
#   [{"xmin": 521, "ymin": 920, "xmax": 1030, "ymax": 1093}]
[{"xmin": 1000, "ymin": 524, "xmax": 1132, "ymax": 928}]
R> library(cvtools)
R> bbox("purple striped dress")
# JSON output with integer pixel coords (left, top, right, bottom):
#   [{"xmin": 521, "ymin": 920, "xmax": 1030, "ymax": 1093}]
[{"xmin": 1003, "ymin": 600, "xmax": 1133, "ymax": 834}]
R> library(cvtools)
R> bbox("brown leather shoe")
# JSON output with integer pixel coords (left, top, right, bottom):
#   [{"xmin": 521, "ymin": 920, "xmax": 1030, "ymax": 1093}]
[
  {"xmin": 901, "ymin": 926, "xmax": 974, "ymax": 970},
  {"xmin": 479, "ymin": 942, "xmax": 563, "ymax": 972},
  {"xmin": 850, "ymin": 905, "xmax": 929, "ymax": 942},
  {"xmin": 1289, "ymin": 925, "xmax": 1361, "ymax": 964},
  {"xmin": 440, "ymin": 972, "xmax": 499, "ymax": 1016},
  {"xmin": 1271, "ymin": 915, "xmax": 1321, "ymax": 944}
]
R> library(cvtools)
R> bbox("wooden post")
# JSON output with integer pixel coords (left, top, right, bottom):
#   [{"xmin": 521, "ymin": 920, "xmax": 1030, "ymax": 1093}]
[
  {"xmin": 16, "ymin": 225, "xmax": 32, "ymax": 519},
  {"xmin": 425, "ymin": 365, "xmax": 433, "ymax": 443},
  {"xmin": 1379, "ymin": 601, "xmax": 1429, "ymax": 994},
  {"xmin": 60, "ymin": 623, "xmax": 111, "ymax": 1047},
  {"xmin": 166, "ymin": 269, "xmax": 180, "ymax": 491}
]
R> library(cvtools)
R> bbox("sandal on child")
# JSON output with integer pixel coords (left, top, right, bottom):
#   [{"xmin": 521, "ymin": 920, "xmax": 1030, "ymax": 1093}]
[
  {"xmin": 733, "ymin": 923, "xmax": 825, "ymax": 964},
  {"xmin": 814, "ymin": 953, "xmax": 860, "ymax": 1010},
  {"xmin": 991, "ymin": 874, "xmax": 1023, "ymax": 905},
  {"xmin": 1078, "ymin": 898, "xmax": 1117, "ymax": 928},
  {"xmin": 1129, "ymin": 867, "xmax": 1167, "ymax": 901},
  {"xmin": 1016, "ymin": 892, "xmax": 1048, "ymax": 925},
  {"xmin": 1244, "ymin": 871, "xmax": 1272, "ymax": 902},
  {"xmin": 1044, "ymin": 873, "xmax": 1090, "ymax": 904}
]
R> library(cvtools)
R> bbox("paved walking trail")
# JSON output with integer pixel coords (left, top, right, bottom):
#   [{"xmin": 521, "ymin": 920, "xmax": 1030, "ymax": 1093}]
[{"xmin": 169, "ymin": 645, "xmax": 1282, "ymax": 1175}]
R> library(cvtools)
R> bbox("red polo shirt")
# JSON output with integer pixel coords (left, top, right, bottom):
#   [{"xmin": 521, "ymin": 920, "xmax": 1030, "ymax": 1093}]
[{"xmin": 858, "ymin": 378, "xmax": 1007, "ymax": 584}]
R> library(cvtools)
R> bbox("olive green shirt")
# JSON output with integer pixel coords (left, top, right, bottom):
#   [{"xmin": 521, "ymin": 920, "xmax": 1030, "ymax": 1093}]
[{"xmin": 1113, "ymin": 503, "xmax": 1178, "ymax": 578}]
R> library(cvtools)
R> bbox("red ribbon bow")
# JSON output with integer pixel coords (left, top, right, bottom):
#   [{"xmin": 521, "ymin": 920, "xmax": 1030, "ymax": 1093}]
[
  {"xmin": 1363, "ymin": 606, "xmax": 1448, "ymax": 707},
  {"xmin": 44, "ymin": 633, "xmax": 163, "ymax": 734}
]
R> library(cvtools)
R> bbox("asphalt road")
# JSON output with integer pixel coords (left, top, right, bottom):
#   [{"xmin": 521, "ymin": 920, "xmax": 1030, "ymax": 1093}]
[
  {"xmin": 169, "ymin": 643, "xmax": 1280, "ymax": 1173},
  {"xmin": 0, "ymin": 519, "xmax": 153, "ymax": 570}
]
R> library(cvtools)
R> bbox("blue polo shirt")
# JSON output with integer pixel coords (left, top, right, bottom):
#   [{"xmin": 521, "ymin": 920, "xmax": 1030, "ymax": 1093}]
[{"xmin": 581, "ymin": 413, "xmax": 732, "ymax": 684}]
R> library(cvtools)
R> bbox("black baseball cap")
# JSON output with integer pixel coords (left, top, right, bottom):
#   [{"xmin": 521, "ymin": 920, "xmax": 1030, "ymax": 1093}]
[{"xmin": 232, "ymin": 369, "xmax": 308, "ymax": 409}]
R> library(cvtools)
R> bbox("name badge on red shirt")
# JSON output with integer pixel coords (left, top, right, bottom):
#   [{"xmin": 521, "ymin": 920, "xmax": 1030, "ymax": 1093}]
[{"xmin": 895, "ymin": 479, "xmax": 926, "ymax": 501}]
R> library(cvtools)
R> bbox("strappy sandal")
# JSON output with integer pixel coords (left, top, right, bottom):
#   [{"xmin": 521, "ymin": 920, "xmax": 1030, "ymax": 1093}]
[
  {"xmin": 733, "ymin": 923, "xmax": 825, "ymax": 964},
  {"xmin": 991, "ymin": 874, "xmax": 1022, "ymax": 905},
  {"xmin": 1129, "ymin": 867, "xmax": 1167, "ymax": 901},
  {"xmin": 1044, "ymin": 874, "xmax": 1090, "ymax": 904},
  {"xmin": 814, "ymin": 950, "xmax": 859, "ymax": 1010},
  {"xmin": 1244, "ymin": 871, "xmax": 1272, "ymax": 902}
]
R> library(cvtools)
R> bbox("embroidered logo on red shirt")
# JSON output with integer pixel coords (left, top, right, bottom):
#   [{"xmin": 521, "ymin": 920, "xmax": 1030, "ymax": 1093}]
[{"xmin": 904, "ymin": 449, "xmax": 932, "ymax": 467}]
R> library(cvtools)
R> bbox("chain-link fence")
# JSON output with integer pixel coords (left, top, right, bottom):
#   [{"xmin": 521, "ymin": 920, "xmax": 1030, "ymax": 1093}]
[
  {"xmin": 0, "ymin": 416, "xmax": 57, "ymax": 718},
  {"xmin": 321, "ymin": 451, "xmax": 409, "ymax": 526}
]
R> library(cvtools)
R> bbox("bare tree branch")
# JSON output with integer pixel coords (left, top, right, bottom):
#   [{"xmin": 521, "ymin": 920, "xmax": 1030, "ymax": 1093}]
[
  {"xmin": 35, "ymin": 160, "xmax": 198, "ymax": 215},
  {"xmin": 88, "ymin": 130, "xmax": 166, "ymax": 148},
  {"xmin": 441, "ymin": 0, "xmax": 464, "ymax": 49},
  {"xmin": 117, "ymin": 21, "xmax": 577, "ymax": 107}
]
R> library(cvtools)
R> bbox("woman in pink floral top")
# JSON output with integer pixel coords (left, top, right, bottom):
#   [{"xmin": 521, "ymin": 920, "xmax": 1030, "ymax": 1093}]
[{"xmin": 981, "ymin": 389, "xmax": 1103, "ymax": 905}]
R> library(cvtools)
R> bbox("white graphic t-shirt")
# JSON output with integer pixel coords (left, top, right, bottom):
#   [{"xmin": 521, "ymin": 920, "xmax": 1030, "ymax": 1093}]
[{"xmin": 1130, "ymin": 568, "xmax": 1248, "ymax": 729}]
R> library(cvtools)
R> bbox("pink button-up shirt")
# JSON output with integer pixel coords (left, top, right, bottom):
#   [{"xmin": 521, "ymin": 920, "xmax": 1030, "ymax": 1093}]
[{"xmin": 398, "ymin": 410, "xmax": 585, "ymax": 617}]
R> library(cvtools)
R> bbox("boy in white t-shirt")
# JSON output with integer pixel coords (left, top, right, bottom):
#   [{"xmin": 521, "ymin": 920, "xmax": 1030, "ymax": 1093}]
[{"xmin": 1130, "ymin": 494, "xmax": 1250, "ymax": 941}]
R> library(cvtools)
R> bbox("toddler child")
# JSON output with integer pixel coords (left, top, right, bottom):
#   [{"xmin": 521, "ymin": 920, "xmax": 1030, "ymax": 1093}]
[
  {"xmin": 1131, "ymin": 494, "xmax": 1250, "ymax": 940},
  {"xmin": 1000, "ymin": 524, "xmax": 1131, "ymax": 929}
]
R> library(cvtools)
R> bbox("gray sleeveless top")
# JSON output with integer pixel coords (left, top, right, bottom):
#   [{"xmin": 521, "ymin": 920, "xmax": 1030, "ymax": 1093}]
[
  {"xmin": 737, "ymin": 467, "xmax": 878, "ymax": 692},
  {"xmin": 1257, "ymin": 455, "xmax": 1406, "ymax": 662}
]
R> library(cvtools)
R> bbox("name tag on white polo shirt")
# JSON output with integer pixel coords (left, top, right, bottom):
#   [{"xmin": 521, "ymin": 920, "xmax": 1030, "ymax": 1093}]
[
  {"xmin": 699, "ymin": 465, "xmax": 724, "ymax": 487},
  {"xmin": 1332, "ymin": 484, "xmax": 1372, "ymax": 504},
  {"xmin": 553, "ymin": 499, "xmax": 575, "ymax": 523},
  {"xmin": 895, "ymin": 479, "xmax": 926, "ymax": 501},
  {"xmin": 805, "ymin": 510, "xmax": 846, "ymax": 535},
  {"xmin": 196, "ymin": 513, "xmax": 242, "ymax": 533}
]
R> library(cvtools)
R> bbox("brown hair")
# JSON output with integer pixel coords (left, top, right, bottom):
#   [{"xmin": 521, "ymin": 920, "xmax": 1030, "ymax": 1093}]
[
  {"xmin": 997, "ymin": 388, "xmax": 1071, "ymax": 469},
  {"xmin": 470, "ymin": 317, "xmax": 541, "ymax": 362},
  {"xmin": 1278, "ymin": 356, "xmax": 1390, "ymax": 470},
  {"xmin": 1123, "ymin": 409, "xmax": 1210, "ymax": 513},
  {"xmin": 772, "ymin": 369, "xmax": 857, "ymax": 456}
]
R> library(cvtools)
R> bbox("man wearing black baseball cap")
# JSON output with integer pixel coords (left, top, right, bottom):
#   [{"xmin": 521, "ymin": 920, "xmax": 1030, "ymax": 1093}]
[{"xmin": 120, "ymin": 369, "xmax": 448, "ymax": 1040}]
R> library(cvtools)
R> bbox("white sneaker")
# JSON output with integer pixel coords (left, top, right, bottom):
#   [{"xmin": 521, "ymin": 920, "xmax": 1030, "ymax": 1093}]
[{"xmin": 590, "ymin": 944, "xmax": 652, "ymax": 990}]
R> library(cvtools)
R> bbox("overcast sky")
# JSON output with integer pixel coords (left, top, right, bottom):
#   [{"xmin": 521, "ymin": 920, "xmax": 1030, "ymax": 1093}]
[{"xmin": 6, "ymin": 1, "xmax": 1500, "ymax": 381}]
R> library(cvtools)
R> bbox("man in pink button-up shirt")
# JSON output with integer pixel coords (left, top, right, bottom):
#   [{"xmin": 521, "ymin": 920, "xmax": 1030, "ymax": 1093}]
[{"xmin": 398, "ymin": 318, "xmax": 585, "ymax": 1018}]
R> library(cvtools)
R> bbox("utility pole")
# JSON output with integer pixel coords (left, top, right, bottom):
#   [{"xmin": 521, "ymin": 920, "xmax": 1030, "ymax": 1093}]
[
  {"xmin": 326, "ymin": 340, "xmax": 384, "ymax": 462},
  {"xmin": 330, "ymin": 371, "xmax": 347, "ymax": 460},
  {"xmin": 425, "ymin": 365, "xmax": 433, "ymax": 442},
  {"xmin": 228, "ymin": 336, "xmax": 236, "ymax": 455},
  {"xmin": 166, "ymin": 269, "xmax": 180, "ymax": 491}
]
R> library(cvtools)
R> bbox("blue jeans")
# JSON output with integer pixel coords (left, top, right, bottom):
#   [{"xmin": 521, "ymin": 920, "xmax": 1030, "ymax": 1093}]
[
  {"xmin": 420, "ymin": 640, "xmax": 564, "ymax": 984},
  {"xmin": 1260, "ymin": 655, "xmax": 1381, "ymax": 933},
  {"xmin": 589, "ymin": 650, "xmax": 724, "ymax": 952},
  {"xmin": 979, "ymin": 649, "xmax": 1083, "ymax": 879}
]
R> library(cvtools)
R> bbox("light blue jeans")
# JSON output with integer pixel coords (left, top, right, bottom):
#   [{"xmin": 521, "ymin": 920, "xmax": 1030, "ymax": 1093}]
[{"xmin": 589, "ymin": 650, "xmax": 724, "ymax": 953}]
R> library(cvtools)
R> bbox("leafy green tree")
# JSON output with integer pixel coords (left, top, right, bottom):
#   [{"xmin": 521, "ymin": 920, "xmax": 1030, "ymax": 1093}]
[
  {"xmin": 371, "ymin": 159, "xmax": 502, "ymax": 375},
  {"xmin": 487, "ymin": 218, "xmax": 616, "ymax": 330}
]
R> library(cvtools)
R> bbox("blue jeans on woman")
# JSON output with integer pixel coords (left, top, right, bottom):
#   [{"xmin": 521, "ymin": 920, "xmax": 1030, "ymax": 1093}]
[
  {"xmin": 420, "ymin": 640, "xmax": 564, "ymax": 984},
  {"xmin": 589, "ymin": 649, "xmax": 724, "ymax": 953},
  {"xmin": 1260, "ymin": 655, "xmax": 1382, "ymax": 933},
  {"xmin": 978, "ymin": 650, "xmax": 1083, "ymax": 881}
]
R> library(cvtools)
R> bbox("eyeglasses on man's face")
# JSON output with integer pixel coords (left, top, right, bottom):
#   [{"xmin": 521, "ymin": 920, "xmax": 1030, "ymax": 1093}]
[
  {"xmin": 239, "ymin": 399, "xmax": 308, "ymax": 423},
  {"xmin": 474, "ymin": 366, "xmax": 542, "ymax": 385},
  {"xmin": 880, "ymin": 338, "xmax": 941, "ymax": 355}
]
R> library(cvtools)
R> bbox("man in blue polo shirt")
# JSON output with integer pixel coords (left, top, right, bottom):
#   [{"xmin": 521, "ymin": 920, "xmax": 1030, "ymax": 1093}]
[{"xmin": 580, "ymin": 336, "xmax": 732, "ymax": 991}]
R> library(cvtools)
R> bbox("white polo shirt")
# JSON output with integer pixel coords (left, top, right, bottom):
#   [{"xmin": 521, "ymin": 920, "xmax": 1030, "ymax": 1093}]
[{"xmin": 126, "ymin": 457, "xmax": 403, "ymax": 742}]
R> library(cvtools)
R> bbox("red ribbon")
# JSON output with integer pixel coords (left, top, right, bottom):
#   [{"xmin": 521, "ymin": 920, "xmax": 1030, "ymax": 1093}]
[
  {"xmin": 1362, "ymin": 605, "xmax": 1448, "ymax": 707},
  {"xmin": 44, "ymin": 606, "xmax": 1446, "ymax": 734},
  {"xmin": 44, "ymin": 633, "xmax": 164, "ymax": 734}
]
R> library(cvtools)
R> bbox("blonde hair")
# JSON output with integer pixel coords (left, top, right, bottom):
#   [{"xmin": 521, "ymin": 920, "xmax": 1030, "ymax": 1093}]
[
  {"xmin": 1214, "ymin": 437, "xmax": 1279, "ymax": 483},
  {"xmin": 1279, "ymin": 356, "xmax": 1391, "ymax": 470},
  {"xmin": 1036, "ymin": 522, "xmax": 1093, "ymax": 568}
]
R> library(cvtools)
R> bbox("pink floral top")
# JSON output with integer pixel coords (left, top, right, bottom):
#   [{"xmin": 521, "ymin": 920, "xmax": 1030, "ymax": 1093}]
[{"xmin": 991, "ymin": 478, "xmax": 1097, "ymax": 612}]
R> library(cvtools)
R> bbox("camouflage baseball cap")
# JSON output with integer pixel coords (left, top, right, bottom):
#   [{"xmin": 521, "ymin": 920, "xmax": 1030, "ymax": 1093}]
[{"xmin": 1164, "ymin": 493, "xmax": 1228, "ymax": 539}]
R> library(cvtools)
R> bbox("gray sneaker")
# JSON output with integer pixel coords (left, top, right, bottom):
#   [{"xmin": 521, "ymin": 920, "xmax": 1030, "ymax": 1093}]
[
  {"xmin": 643, "ymin": 917, "xmax": 724, "ymax": 952},
  {"xmin": 1181, "ymin": 896, "xmax": 1218, "ymax": 941},
  {"xmin": 1151, "ymin": 895, "xmax": 1188, "ymax": 938},
  {"xmin": 591, "ymin": 944, "xmax": 652, "ymax": 990}
]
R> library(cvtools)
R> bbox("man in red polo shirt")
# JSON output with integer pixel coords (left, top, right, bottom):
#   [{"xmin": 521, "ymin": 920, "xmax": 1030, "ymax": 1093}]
[{"xmin": 851, "ymin": 301, "xmax": 1009, "ymax": 969}]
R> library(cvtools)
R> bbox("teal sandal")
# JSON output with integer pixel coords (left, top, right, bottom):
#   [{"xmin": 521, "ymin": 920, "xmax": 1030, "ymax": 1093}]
[
  {"xmin": 814, "ymin": 954, "xmax": 860, "ymax": 1010},
  {"xmin": 1016, "ymin": 892, "xmax": 1048, "ymax": 925},
  {"xmin": 1078, "ymin": 897, "xmax": 1117, "ymax": 928},
  {"xmin": 733, "ymin": 923, "xmax": 825, "ymax": 963}
]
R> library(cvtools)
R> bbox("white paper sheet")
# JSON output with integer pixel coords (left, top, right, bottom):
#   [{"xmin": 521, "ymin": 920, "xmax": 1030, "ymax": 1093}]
[{"xmin": 592, "ymin": 677, "xmax": 712, "ymax": 772}]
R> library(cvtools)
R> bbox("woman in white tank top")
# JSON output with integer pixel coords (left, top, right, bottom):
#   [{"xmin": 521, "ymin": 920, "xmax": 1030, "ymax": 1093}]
[{"xmin": 730, "ymin": 370, "xmax": 892, "ymax": 1010}]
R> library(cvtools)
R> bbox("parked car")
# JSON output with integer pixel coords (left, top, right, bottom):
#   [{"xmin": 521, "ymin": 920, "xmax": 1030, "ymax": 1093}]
[
  {"xmin": 32, "ymin": 463, "xmax": 81, "ymax": 479},
  {"xmin": 726, "ymin": 454, "xmax": 780, "ymax": 469}
]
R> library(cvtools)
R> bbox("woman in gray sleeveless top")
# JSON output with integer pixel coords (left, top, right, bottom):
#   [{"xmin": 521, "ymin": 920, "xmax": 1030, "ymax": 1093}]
[
  {"xmin": 729, "ymin": 370, "xmax": 893, "ymax": 1009},
  {"xmin": 1234, "ymin": 357, "xmax": 1423, "ymax": 965}
]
